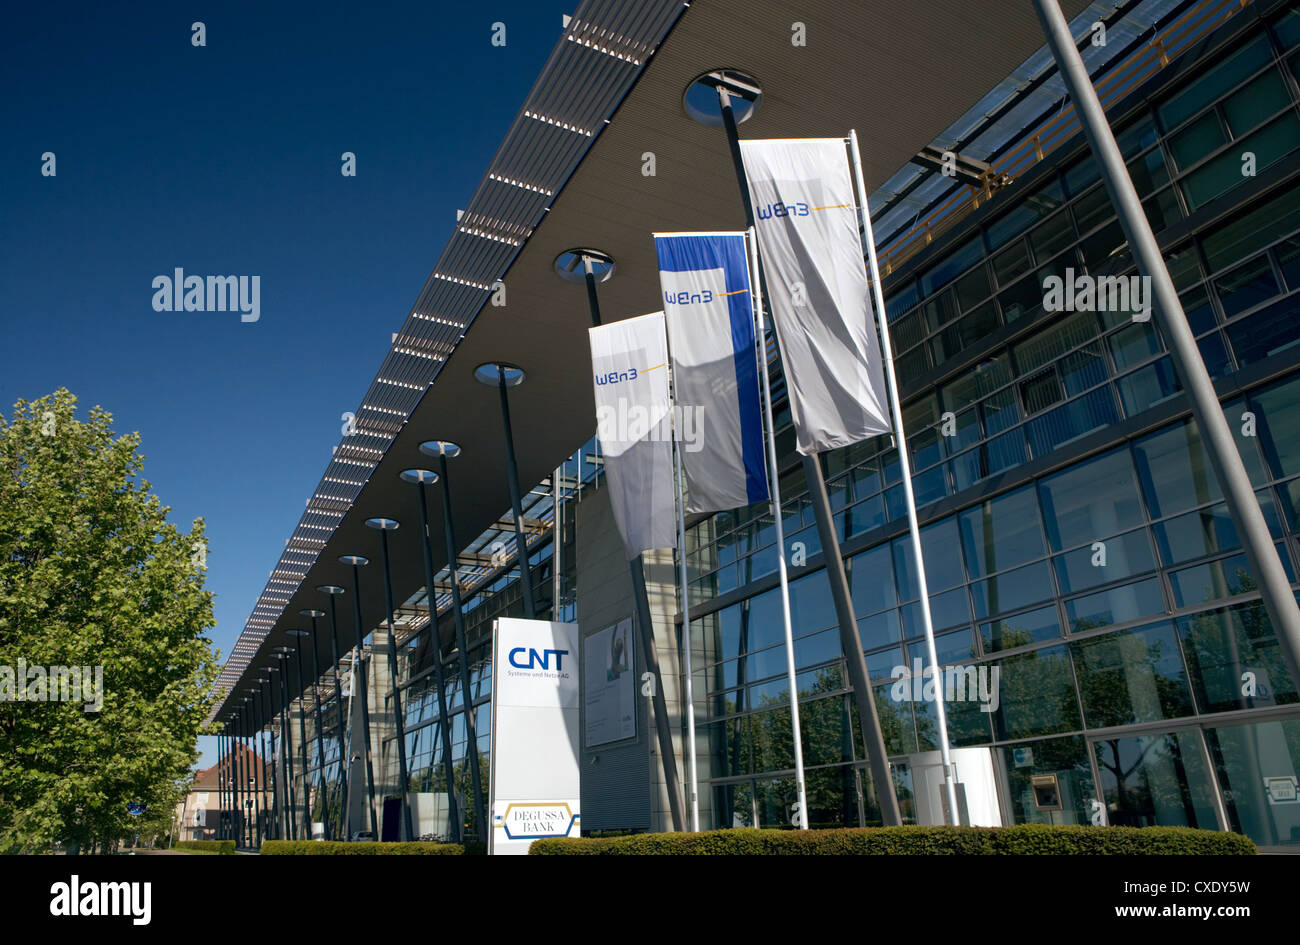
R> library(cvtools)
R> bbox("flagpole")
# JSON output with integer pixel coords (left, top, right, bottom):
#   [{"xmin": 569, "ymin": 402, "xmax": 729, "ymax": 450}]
[
  {"xmin": 748, "ymin": 227, "xmax": 809, "ymax": 830},
  {"xmin": 671, "ymin": 390, "xmax": 701, "ymax": 832},
  {"xmin": 848, "ymin": 129, "xmax": 960, "ymax": 825},
  {"xmin": 713, "ymin": 84, "xmax": 902, "ymax": 827}
]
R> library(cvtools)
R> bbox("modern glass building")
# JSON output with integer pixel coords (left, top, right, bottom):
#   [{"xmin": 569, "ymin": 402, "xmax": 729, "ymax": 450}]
[{"xmin": 212, "ymin": 0, "xmax": 1300, "ymax": 853}]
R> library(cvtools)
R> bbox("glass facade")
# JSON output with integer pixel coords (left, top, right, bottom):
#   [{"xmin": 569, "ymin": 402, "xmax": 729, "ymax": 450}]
[
  {"xmin": 253, "ymin": 6, "xmax": 1300, "ymax": 851},
  {"xmin": 684, "ymin": 9, "xmax": 1300, "ymax": 847}
]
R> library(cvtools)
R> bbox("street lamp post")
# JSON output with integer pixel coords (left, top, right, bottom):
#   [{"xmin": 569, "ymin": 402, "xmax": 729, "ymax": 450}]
[
  {"xmin": 400, "ymin": 468, "xmax": 463, "ymax": 842},
  {"xmin": 418, "ymin": 440, "xmax": 488, "ymax": 839},
  {"xmin": 340, "ymin": 554, "xmax": 380, "ymax": 839},
  {"xmin": 365, "ymin": 517, "xmax": 416, "ymax": 842},
  {"xmin": 317, "ymin": 585, "xmax": 350, "ymax": 840},
  {"xmin": 472, "ymin": 362, "xmax": 537, "ymax": 618}
]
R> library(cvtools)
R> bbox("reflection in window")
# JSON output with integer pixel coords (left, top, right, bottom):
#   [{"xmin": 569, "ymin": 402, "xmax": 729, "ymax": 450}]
[
  {"xmin": 1206, "ymin": 719, "xmax": 1300, "ymax": 846},
  {"xmin": 1072, "ymin": 622, "xmax": 1194, "ymax": 727},
  {"xmin": 997, "ymin": 736, "xmax": 1096, "ymax": 825},
  {"xmin": 1177, "ymin": 601, "xmax": 1300, "ymax": 713},
  {"xmin": 1093, "ymin": 730, "xmax": 1219, "ymax": 830}
]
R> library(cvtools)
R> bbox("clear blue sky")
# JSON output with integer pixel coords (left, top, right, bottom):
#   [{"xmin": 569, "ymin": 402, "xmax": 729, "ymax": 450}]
[{"xmin": 0, "ymin": 2, "xmax": 565, "ymax": 773}]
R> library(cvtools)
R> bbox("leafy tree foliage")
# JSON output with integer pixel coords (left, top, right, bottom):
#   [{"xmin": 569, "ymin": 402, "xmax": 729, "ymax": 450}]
[{"xmin": 0, "ymin": 389, "xmax": 219, "ymax": 853}]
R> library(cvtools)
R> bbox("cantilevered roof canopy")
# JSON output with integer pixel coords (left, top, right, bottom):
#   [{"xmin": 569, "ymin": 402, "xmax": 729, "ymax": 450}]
[{"xmin": 214, "ymin": 0, "xmax": 1096, "ymax": 722}]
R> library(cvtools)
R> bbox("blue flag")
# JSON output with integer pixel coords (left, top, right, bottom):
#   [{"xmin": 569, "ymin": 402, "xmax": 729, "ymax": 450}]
[{"xmin": 654, "ymin": 232, "xmax": 768, "ymax": 513}]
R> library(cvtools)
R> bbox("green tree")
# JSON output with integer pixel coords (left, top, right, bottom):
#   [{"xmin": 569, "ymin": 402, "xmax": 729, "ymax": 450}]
[{"xmin": 0, "ymin": 389, "xmax": 219, "ymax": 853}]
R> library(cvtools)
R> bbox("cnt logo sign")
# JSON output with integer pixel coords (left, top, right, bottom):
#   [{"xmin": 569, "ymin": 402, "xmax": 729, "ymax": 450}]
[{"xmin": 508, "ymin": 647, "xmax": 569, "ymax": 673}]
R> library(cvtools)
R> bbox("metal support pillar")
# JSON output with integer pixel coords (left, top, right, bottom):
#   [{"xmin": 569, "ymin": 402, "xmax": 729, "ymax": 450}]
[
  {"xmin": 405, "ymin": 470, "xmax": 464, "ymax": 842},
  {"xmin": 427, "ymin": 444, "xmax": 489, "ymax": 839},
  {"xmin": 714, "ymin": 82, "xmax": 902, "ymax": 825},
  {"xmin": 1032, "ymin": 0, "xmax": 1300, "ymax": 692}
]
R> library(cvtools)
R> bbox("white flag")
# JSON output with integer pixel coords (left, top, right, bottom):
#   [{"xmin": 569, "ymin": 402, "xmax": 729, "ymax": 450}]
[
  {"xmin": 740, "ymin": 137, "xmax": 891, "ymax": 454},
  {"xmin": 588, "ymin": 312, "xmax": 676, "ymax": 559}
]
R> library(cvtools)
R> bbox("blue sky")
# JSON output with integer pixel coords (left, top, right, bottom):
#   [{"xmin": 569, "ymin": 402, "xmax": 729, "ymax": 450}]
[{"xmin": 0, "ymin": 2, "xmax": 565, "ymax": 772}]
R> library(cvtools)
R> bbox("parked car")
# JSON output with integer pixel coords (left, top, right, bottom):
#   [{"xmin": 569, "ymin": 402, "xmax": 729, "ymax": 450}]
[{"xmin": 350, "ymin": 831, "xmax": 376, "ymax": 842}]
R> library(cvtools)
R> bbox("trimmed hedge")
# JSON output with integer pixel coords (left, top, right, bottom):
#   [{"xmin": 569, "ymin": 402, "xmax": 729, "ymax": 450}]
[
  {"xmin": 529, "ymin": 825, "xmax": 1257, "ymax": 855},
  {"xmin": 260, "ymin": 840, "xmax": 468, "ymax": 855},
  {"xmin": 174, "ymin": 840, "xmax": 236, "ymax": 855}
]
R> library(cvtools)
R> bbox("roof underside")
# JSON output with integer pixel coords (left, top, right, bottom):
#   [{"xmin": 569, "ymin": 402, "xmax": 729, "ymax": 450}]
[{"xmin": 213, "ymin": 0, "xmax": 1097, "ymax": 722}]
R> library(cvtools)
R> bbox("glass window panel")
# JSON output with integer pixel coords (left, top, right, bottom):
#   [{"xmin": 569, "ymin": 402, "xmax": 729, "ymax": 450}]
[
  {"xmin": 858, "ymin": 609, "xmax": 901, "ymax": 651},
  {"xmin": 1178, "ymin": 600, "xmax": 1300, "ymax": 713},
  {"xmin": 1013, "ymin": 311, "xmax": 1099, "ymax": 374},
  {"xmin": 873, "ymin": 683, "xmax": 918, "ymax": 756},
  {"xmin": 1024, "ymin": 386, "xmax": 1120, "ymax": 459},
  {"xmin": 998, "ymin": 270, "xmax": 1046, "ymax": 323},
  {"xmin": 1156, "ymin": 491, "xmax": 1285, "ymax": 567},
  {"xmin": 845, "ymin": 493, "xmax": 886, "ymax": 539},
  {"xmin": 1065, "ymin": 577, "xmax": 1166, "ymax": 633},
  {"xmin": 1182, "ymin": 114, "xmax": 1300, "ymax": 212},
  {"xmin": 982, "ymin": 387, "xmax": 1021, "ymax": 436},
  {"xmin": 911, "ymin": 465, "xmax": 948, "ymax": 507},
  {"xmin": 1058, "ymin": 343, "xmax": 1108, "ymax": 397},
  {"xmin": 891, "ymin": 308, "xmax": 927, "ymax": 352},
  {"xmin": 993, "ymin": 239, "xmax": 1033, "ymax": 286},
  {"xmin": 980, "ymin": 604, "xmax": 1062, "ymax": 653},
  {"xmin": 895, "ymin": 345, "xmax": 930, "ymax": 387},
  {"xmin": 1072, "ymin": 183, "xmax": 1113, "ymax": 235},
  {"xmin": 1129, "ymin": 146, "xmax": 1171, "ymax": 197},
  {"xmin": 1182, "ymin": 284, "xmax": 1218, "ymax": 335},
  {"xmin": 1168, "ymin": 111, "xmax": 1227, "ymax": 171},
  {"xmin": 892, "ymin": 517, "xmax": 965, "ymax": 598},
  {"xmin": 1279, "ymin": 236, "xmax": 1300, "ymax": 292},
  {"xmin": 885, "ymin": 279, "xmax": 920, "ymax": 318},
  {"xmin": 1197, "ymin": 331, "xmax": 1234, "ymax": 380},
  {"xmin": 1079, "ymin": 221, "xmax": 1129, "ymax": 274},
  {"xmin": 1020, "ymin": 368, "xmax": 1063, "ymax": 415},
  {"xmin": 1038, "ymin": 447, "xmax": 1145, "ymax": 552},
  {"xmin": 1108, "ymin": 319, "xmax": 1163, "ymax": 371},
  {"xmin": 970, "ymin": 559, "xmax": 1054, "ymax": 619},
  {"xmin": 987, "ymin": 179, "xmax": 1066, "ymax": 249},
  {"xmin": 1165, "ymin": 243, "xmax": 1203, "ymax": 292},
  {"xmin": 1227, "ymin": 297, "xmax": 1300, "ymax": 367},
  {"xmin": 955, "ymin": 265, "xmax": 992, "ymax": 312},
  {"xmin": 1073, "ymin": 622, "xmax": 1194, "ymax": 726},
  {"xmin": 941, "ymin": 353, "xmax": 1013, "ymax": 409},
  {"xmin": 958, "ymin": 484, "xmax": 1046, "ymax": 578},
  {"xmin": 900, "ymin": 586, "xmax": 971, "ymax": 637},
  {"xmin": 1053, "ymin": 527, "xmax": 1157, "ymax": 595},
  {"xmin": 1277, "ymin": 9, "xmax": 1300, "ymax": 49},
  {"xmin": 929, "ymin": 628, "xmax": 979, "ymax": 665},
  {"xmin": 991, "ymin": 645, "xmax": 1081, "ymax": 740},
  {"xmin": 922, "ymin": 288, "xmax": 958, "ymax": 332},
  {"xmin": 1156, "ymin": 34, "xmax": 1273, "ymax": 130},
  {"xmin": 783, "ymin": 569, "xmax": 834, "ymax": 635},
  {"xmin": 1094, "ymin": 731, "xmax": 1219, "ymax": 829},
  {"xmin": 1169, "ymin": 545, "xmax": 1294, "ymax": 608},
  {"xmin": 919, "ymin": 235, "xmax": 984, "ymax": 297},
  {"xmin": 1250, "ymin": 374, "xmax": 1300, "ymax": 479},
  {"xmin": 1029, "ymin": 210, "xmax": 1075, "ymax": 261},
  {"xmin": 1201, "ymin": 179, "xmax": 1300, "ymax": 272},
  {"xmin": 1135, "ymin": 406, "xmax": 1270, "ymax": 514},
  {"xmin": 1222, "ymin": 69, "xmax": 1291, "ymax": 137},
  {"xmin": 1064, "ymin": 155, "xmax": 1101, "ymax": 195},
  {"xmin": 998, "ymin": 736, "xmax": 1097, "ymax": 825},
  {"xmin": 944, "ymin": 406, "xmax": 982, "ymax": 455},
  {"xmin": 1216, "ymin": 254, "xmax": 1281, "ymax": 318},
  {"xmin": 1205, "ymin": 719, "xmax": 1300, "ymax": 847}
]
